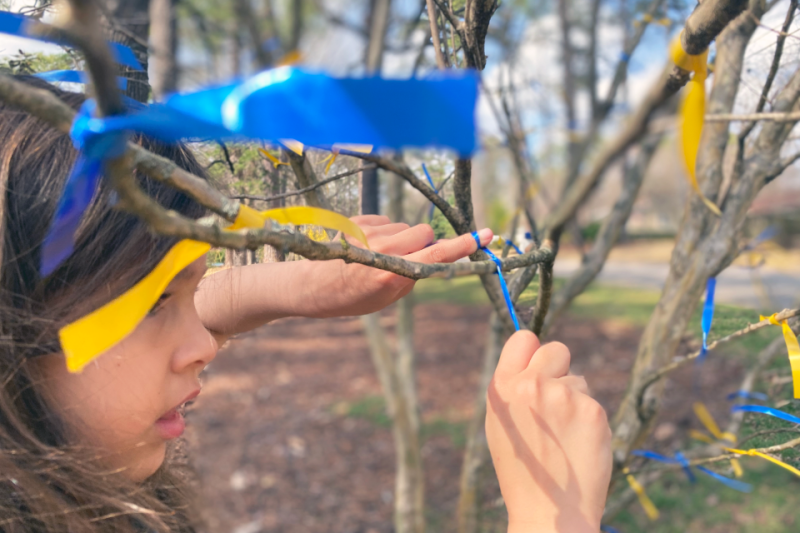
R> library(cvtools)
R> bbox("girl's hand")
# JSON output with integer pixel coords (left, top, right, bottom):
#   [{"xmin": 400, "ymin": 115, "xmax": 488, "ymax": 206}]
[
  {"xmin": 308, "ymin": 215, "xmax": 493, "ymax": 318},
  {"xmin": 486, "ymin": 331, "xmax": 612, "ymax": 533}
]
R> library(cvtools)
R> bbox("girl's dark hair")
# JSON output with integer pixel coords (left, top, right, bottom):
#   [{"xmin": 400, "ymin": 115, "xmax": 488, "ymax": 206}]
[{"xmin": 0, "ymin": 77, "xmax": 206, "ymax": 532}]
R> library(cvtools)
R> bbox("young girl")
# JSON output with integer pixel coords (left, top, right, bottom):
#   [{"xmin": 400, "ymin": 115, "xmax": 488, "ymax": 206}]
[{"xmin": 0, "ymin": 77, "xmax": 611, "ymax": 533}]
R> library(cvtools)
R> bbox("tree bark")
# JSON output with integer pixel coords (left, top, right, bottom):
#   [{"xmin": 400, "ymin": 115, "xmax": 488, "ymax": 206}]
[{"xmin": 148, "ymin": 0, "xmax": 178, "ymax": 99}]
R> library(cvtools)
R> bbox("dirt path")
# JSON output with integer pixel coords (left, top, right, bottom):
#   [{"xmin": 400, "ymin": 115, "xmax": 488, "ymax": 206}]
[{"xmin": 184, "ymin": 303, "xmax": 746, "ymax": 533}]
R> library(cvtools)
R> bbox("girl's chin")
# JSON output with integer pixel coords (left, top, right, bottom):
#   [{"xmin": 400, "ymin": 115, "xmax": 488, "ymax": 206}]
[{"xmin": 122, "ymin": 442, "xmax": 168, "ymax": 482}]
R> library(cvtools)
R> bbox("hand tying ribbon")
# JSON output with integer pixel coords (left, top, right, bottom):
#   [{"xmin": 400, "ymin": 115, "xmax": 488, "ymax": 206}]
[
  {"xmin": 471, "ymin": 232, "xmax": 520, "ymax": 331},
  {"xmin": 59, "ymin": 205, "xmax": 367, "ymax": 372},
  {"xmin": 699, "ymin": 277, "xmax": 716, "ymax": 360},
  {"xmin": 760, "ymin": 313, "xmax": 800, "ymax": 398},
  {"xmin": 670, "ymin": 33, "xmax": 721, "ymax": 216}
]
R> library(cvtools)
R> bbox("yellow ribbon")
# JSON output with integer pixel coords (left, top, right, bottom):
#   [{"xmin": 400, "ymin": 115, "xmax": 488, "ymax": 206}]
[
  {"xmin": 623, "ymin": 467, "xmax": 659, "ymax": 520},
  {"xmin": 637, "ymin": 14, "xmax": 671, "ymax": 26},
  {"xmin": 670, "ymin": 36, "xmax": 721, "ymax": 216},
  {"xmin": 693, "ymin": 402, "xmax": 744, "ymax": 477},
  {"xmin": 761, "ymin": 314, "xmax": 800, "ymax": 398},
  {"xmin": 280, "ymin": 139, "xmax": 305, "ymax": 155},
  {"xmin": 259, "ymin": 147, "xmax": 288, "ymax": 167},
  {"xmin": 59, "ymin": 205, "xmax": 367, "ymax": 372},
  {"xmin": 725, "ymin": 447, "xmax": 800, "ymax": 478},
  {"xmin": 321, "ymin": 143, "xmax": 373, "ymax": 174}
]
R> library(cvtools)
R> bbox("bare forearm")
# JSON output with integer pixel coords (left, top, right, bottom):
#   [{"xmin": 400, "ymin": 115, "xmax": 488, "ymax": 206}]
[{"xmin": 195, "ymin": 260, "xmax": 338, "ymax": 337}]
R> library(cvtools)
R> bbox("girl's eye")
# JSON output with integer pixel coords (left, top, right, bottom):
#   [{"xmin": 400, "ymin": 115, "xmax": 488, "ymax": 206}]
[{"xmin": 147, "ymin": 293, "xmax": 171, "ymax": 317}]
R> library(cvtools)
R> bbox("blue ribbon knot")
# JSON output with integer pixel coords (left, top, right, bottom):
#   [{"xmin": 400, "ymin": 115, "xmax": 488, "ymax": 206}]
[
  {"xmin": 471, "ymin": 231, "xmax": 521, "ymax": 331},
  {"xmin": 41, "ymin": 102, "xmax": 129, "ymax": 276}
]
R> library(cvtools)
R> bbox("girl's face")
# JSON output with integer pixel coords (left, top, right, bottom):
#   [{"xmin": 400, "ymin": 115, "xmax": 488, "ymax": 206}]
[{"xmin": 31, "ymin": 257, "xmax": 218, "ymax": 481}]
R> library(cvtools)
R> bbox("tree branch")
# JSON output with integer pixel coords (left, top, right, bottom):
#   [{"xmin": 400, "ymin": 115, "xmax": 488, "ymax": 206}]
[
  {"xmin": 230, "ymin": 165, "xmax": 375, "ymax": 203},
  {"xmin": 425, "ymin": 0, "xmax": 448, "ymax": 69},
  {"xmin": 708, "ymin": 111, "xmax": 800, "ymax": 121}
]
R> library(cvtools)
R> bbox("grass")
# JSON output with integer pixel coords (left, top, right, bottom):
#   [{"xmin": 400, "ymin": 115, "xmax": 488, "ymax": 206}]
[{"xmin": 345, "ymin": 276, "xmax": 798, "ymax": 532}]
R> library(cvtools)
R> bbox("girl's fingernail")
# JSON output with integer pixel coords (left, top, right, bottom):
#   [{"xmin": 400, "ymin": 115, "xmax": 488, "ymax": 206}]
[{"xmin": 477, "ymin": 228, "xmax": 493, "ymax": 245}]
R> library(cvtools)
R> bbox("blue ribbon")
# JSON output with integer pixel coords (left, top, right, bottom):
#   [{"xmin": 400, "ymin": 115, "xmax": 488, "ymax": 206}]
[
  {"xmin": 619, "ymin": 51, "xmax": 631, "ymax": 62},
  {"xmin": 674, "ymin": 451, "xmax": 697, "ymax": 483},
  {"xmin": 726, "ymin": 390, "xmax": 769, "ymax": 402},
  {"xmin": 35, "ymin": 69, "xmax": 129, "ymax": 90},
  {"xmin": 38, "ymin": 66, "xmax": 478, "ymax": 273},
  {"xmin": 422, "ymin": 163, "xmax": 437, "ymax": 221},
  {"xmin": 505, "ymin": 239, "xmax": 523, "ymax": 255},
  {"xmin": 695, "ymin": 466, "xmax": 752, "ymax": 493},
  {"xmin": 744, "ymin": 225, "xmax": 778, "ymax": 251},
  {"xmin": 600, "ymin": 526, "xmax": 621, "ymax": 533},
  {"xmin": 0, "ymin": 11, "xmax": 143, "ymax": 71},
  {"xmin": 471, "ymin": 231, "xmax": 520, "ymax": 331},
  {"xmin": 633, "ymin": 449, "xmax": 749, "ymax": 491},
  {"xmin": 41, "ymin": 101, "xmax": 129, "ymax": 275},
  {"xmin": 732, "ymin": 404, "xmax": 800, "ymax": 425},
  {"xmin": 700, "ymin": 277, "xmax": 716, "ymax": 360}
]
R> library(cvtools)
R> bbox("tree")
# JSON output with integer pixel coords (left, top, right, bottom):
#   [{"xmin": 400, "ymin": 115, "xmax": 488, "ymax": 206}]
[{"xmin": 3, "ymin": 0, "xmax": 799, "ymax": 530}]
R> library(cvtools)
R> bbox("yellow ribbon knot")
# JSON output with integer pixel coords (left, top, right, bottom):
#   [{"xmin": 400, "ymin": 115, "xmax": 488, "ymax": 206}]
[
  {"xmin": 761, "ymin": 313, "xmax": 800, "ymax": 398},
  {"xmin": 670, "ymin": 35, "xmax": 721, "ymax": 216}
]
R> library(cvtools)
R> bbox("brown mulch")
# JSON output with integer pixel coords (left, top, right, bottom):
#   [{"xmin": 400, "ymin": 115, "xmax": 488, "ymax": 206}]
[{"xmin": 183, "ymin": 303, "xmax": 745, "ymax": 533}]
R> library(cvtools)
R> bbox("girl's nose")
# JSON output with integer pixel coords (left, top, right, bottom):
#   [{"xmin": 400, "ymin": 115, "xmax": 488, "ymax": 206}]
[{"xmin": 170, "ymin": 305, "xmax": 219, "ymax": 375}]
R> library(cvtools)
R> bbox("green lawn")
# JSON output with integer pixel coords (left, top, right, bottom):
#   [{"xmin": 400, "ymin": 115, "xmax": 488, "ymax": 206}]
[{"xmin": 366, "ymin": 276, "xmax": 799, "ymax": 532}]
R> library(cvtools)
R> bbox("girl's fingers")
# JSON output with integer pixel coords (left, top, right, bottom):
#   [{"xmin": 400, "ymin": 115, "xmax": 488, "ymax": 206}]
[
  {"xmin": 404, "ymin": 228, "xmax": 493, "ymax": 265},
  {"xmin": 363, "ymin": 222, "xmax": 412, "ymax": 240},
  {"xmin": 526, "ymin": 342, "xmax": 571, "ymax": 379},
  {"xmin": 369, "ymin": 224, "xmax": 434, "ymax": 256},
  {"xmin": 560, "ymin": 375, "xmax": 590, "ymax": 395},
  {"xmin": 494, "ymin": 331, "xmax": 541, "ymax": 381},
  {"xmin": 350, "ymin": 215, "xmax": 391, "ymax": 227}
]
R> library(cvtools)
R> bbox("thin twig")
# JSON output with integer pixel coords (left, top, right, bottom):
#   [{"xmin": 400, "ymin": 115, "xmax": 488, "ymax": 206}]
[
  {"xmin": 217, "ymin": 141, "xmax": 235, "ymax": 173},
  {"xmin": 708, "ymin": 111, "xmax": 800, "ymax": 122},
  {"xmin": 425, "ymin": 0, "xmax": 448, "ymax": 69},
  {"xmin": 639, "ymin": 308, "xmax": 800, "ymax": 395},
  {"xmin": 230, "ymin": 165, "xmax": 375, "ymax": 202}
]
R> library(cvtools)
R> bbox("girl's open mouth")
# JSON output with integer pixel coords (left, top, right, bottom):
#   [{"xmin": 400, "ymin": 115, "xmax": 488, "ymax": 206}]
[{"xmin": 155, "ymin": 408, "xmax": 185, "ymax": 440}]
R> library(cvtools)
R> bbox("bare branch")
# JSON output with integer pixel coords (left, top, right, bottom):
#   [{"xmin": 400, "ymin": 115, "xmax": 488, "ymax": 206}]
[
  {"xmin": 230, "ymin": 165, "xmax": 375, "ymax": 203},
  {"xmin": 336, "ymin": 149, "xmax": 469, "ymax": 233},
  {"xmin": 0, "ymin": 73, "xmax": 241, "ymax": 223},
  {"xmin": 637, "ymin": 309, "xmax": 800, "ymax": 400},
  {"xmin": 425, "ymin": 0, "xmax": 448, "ymax": 69},
  {"xmin": 530, "ymin": 247, "xmax": 554, "ymax": 336},
  {"xmin": 708, "ymin": 111, "xmax": 800, "ymax": 121}
]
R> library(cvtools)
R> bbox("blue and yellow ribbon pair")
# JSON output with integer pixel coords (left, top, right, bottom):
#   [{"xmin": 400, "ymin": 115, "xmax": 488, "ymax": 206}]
[
  {"xmin": 727, "ymin": 404, "xmax": 800, "ymax": 478},
  {"xmin": 691, "ymin": 402, "xmax": 744, "ymax": 478},
  {"xmin": 632, "ymin": 449, "xmax": 751, "ymax": 492}
]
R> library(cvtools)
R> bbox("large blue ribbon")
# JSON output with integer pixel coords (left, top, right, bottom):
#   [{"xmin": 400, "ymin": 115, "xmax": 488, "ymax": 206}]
[
  {"xmin": 0, "ymin": 11, "xmax": 143, "ymax": 71},
  {"xmin": 732, "ymin": 404, "xmax": 800, "ymax": 425},
  {"xmin": 700, "ymin": 277, "xmax": 716, "ymax": 360},
  {"xmin": 471, "ymin": 232, "xmax": 521, "ymax": 331},
  {"xmin": 37, "ymin": 66, "xmax": 477, "ymax": 274},
  {"xmin": 41, "ymin": 101, "xmax": 129, "ymax": 276}
]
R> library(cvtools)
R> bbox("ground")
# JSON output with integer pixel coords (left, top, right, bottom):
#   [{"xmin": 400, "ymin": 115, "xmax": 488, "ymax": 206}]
[{"xmin": 183, "ymin": 276, "xmax": 798, "ymax": 533}]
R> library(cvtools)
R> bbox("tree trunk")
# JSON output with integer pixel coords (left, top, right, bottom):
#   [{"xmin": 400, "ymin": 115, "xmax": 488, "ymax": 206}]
[
  {"xmin": 360, "ymin": 0, "xmax": 392, "ymax": 217},
  {"xmin": 148, "ymin": 0, "xmax": 178, "ymax": 99},
  {"xmin": 457, "ymin": 313, "xmax": 504, "ymax": 533},
  {"xmin": 102, "ymin": 0, "xmax": 150, "ymax": 102}
]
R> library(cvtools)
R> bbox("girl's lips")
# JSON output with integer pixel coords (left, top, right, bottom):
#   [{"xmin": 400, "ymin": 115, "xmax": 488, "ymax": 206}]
[{"xmin": 154, "ymin": 408, "xmax": 185, "ymax": 440}]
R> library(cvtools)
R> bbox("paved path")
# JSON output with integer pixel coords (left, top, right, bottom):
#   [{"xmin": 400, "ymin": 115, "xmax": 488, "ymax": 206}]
[{"xmin": 553, "ymin": 259, "xmax": 799, "ymax": 311}]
